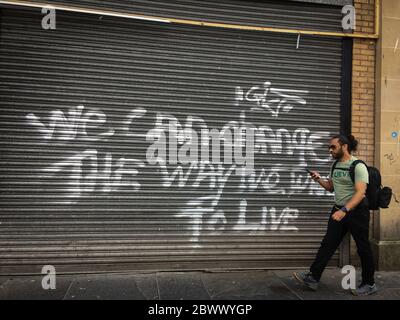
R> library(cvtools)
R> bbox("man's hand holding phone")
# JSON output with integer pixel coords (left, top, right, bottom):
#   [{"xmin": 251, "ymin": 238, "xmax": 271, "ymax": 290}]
[{"xmin": 306, "ymin": 169, "xmax": 321, "ymax": 182}]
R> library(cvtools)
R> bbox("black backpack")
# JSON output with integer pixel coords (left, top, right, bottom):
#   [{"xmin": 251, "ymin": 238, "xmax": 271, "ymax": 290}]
[{"xmin": 331, "ymin": 159, "xmax": 392, "ymax": 210}]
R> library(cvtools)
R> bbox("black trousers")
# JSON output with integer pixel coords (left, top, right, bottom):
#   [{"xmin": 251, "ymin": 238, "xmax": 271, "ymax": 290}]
[{"xmin": 310, "ymin": 202, "xmax": 375, "ymax": 285}]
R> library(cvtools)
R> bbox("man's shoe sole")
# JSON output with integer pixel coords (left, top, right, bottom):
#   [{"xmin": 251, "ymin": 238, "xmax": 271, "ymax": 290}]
[
  {"xmin": 293, "ymin": 272, "xmax": 318, "ymax": 291},
  {"xmin": 351, "ymin": 288, "xmax": 378, "ymax": 296}
]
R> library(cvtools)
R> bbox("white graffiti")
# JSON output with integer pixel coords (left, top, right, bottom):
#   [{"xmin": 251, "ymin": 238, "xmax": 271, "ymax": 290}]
[
  {"xmin": 122, "ymin": 107, "xmax": 147, "ymax": 135},
  {"xmin": 147, "ymin": 112, "xmax": 330, "ymax": 170},
  {"xmin": 25, "ymin": 79, "xmax": 335, "ymax": 244},
  {"xmin": 156, "ymin": 162, "xmax": 329, "ymax": 196},
  {"xmin": 237, "ymin": 166, "xmax": 285, "ymax": 194},
  {"xmin": 236, "ymin": 81, "xmax": 308, "ymax": 117},
  {"xmin": 177, "ymin": 195, "xmax": 225, "ymax": 244},
  {"xmin": 159, "ymin": 162, "xmax": 236, "ymax": 189},
  {"xmin": 42, "ymin": 149, "xmax": 144, "ymax": 202},
  {"xmin": 234, "ymin": 199, "xmax": 299, "ymax": 231},
  {"xmin": 289, "ymin": 170, "xmax": 330, "ymax": 196},
  {"xmin": 26, "ymin": 105, "xmax": 114, "ymax": 141},
  {"xmin": 178, "ymin": 195, "xmax": 300, "ymax": 243},
  {"xmin": 146, "ymin": 113, "xmax": 255, "ymax": 174},
  {"xmin": 176, "ymin": 164, "xmax": 236, "ymax": 243}
]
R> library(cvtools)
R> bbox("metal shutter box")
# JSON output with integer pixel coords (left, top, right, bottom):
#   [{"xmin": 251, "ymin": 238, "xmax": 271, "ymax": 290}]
[{"xmin": 8, "ymin": 0, "xmax": 345, "ymax": 32}]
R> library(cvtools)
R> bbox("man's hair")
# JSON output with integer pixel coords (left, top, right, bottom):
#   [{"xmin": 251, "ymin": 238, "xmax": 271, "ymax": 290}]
[{"xmin": 331, "ymin": 134, "xmax": 359, "ymax": 153}]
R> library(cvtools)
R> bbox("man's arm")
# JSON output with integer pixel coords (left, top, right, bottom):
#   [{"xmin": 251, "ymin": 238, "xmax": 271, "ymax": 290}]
[
  {"xmin": 344, "ymin": 181, "xmax": 367, "ymax": 211},
  {"xmin": 331, "ymin": 181, "xmax": 367, "ymax": 221},
  {"xmin": 344, "ymin": 163, "xmax": 369, "ymax": 211}
]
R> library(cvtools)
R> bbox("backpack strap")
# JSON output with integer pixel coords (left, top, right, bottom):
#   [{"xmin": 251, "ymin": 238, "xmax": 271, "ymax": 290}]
[
  {"xmin": 349, "ymin": 159, "xmax": 367, "ymax": 184},
  {"xmin": 330, "ymin": 160, "xmax": 339, "ymax": 178}
]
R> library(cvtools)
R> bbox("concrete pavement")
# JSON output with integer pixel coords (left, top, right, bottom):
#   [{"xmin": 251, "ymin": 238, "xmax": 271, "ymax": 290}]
[{"xmin": 1, "ymin": 268, "xmax": 400, "ymax": 300}]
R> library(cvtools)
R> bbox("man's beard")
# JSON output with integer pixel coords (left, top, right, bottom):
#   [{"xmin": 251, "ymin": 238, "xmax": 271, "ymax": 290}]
[{"xmin": 332, "ymin": 148, "xmax": 344, "ymax": 160}]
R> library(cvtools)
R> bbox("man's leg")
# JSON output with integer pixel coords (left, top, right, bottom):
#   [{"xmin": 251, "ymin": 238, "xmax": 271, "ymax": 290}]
[
  {"xmin": 309, "ymin": 207, "xmax": 349, "ymax": 281},
  {"xmin": 348, "ymin": 205, "xmax": 375, "ymax": 286}
]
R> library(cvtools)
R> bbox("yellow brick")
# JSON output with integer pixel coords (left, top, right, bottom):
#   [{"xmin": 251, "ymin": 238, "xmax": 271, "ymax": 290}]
[
  {"xmin": 354, "ymin": 54, "xmax": 368, "ymax": 61},
  {"xmin": 360, "ymin": 116, "xmax": 372, "ymax": 122},
  {"xmin": 361, "ymin": 3, "xmax": 374, "ymax": 10},
  {"xmin": 361, "ymin": 27, "xmax": 374, "ymax": 33},
  {"xmin": 356, "ymin": 43, "xmax": 369, "ymax": 49},
  {"xmin": 354, "ymin": 88, "xmax": 368, "ymax": 94},
  {"xmin": 353, "ymin": 110, "xmax": 364, "ymax": 116},
  {"xmin": 354, "ymin": 76, "xmax": 366, "ymax": 82},
  {"xmin": 362, "ymin": 82, "xmax": 375, "ymax": 89},
  {"xmin": 354, "ymin": 65, "xmax": 368, "ymax": 72},
  {"xmin": 361, "ymin": 49, "xmax": 374, "ymax": 56}
]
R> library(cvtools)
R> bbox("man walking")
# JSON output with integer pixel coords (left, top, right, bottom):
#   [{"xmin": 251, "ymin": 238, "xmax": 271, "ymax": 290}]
[{"xmin": 293, "ymin": 134, "xmax": 377, "ymax": 296}]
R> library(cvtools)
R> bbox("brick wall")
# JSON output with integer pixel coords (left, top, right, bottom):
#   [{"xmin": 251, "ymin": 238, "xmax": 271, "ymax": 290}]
[
  {"xmin": 351, "ymin": 0, "xmax": 376, "ymax": 165},
  {"xmin": 350, "ymin": 0, "xmax": 377, "ymax": 265}
]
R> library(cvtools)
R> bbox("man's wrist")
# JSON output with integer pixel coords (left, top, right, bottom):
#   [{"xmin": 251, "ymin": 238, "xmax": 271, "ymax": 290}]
[{"xmin": 340, "ymin": 206, "xmax": 349, "ymax": 214}]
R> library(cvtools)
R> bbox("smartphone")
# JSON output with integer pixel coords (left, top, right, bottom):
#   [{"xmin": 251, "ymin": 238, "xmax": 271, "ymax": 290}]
[{"xmin": 305, "ymin": 168, "xmax": 313, "ymax": 174}]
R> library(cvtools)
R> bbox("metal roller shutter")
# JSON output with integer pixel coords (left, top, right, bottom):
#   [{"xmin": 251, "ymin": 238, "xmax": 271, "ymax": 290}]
[{"xmin": 0, "ymin": 3, "xmax": 345, "ymax": 274}]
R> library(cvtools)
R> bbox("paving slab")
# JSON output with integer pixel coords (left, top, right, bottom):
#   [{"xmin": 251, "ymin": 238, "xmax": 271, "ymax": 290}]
[
  {"xmin": 0, "ymin": 276, "xmax": 72, "ymax": 300},
  {"xmin": 274, "ymin": 269, "xmax": 400, "ymax": 300},
  {"xmin": 318, "ymin": 270, "xmax": 400, "ymax": 300},
  {"xmin": 132, "ymin": 273, "xmax": 160, "ymax": 300},
  {"xmin": 273, "ymin": 269, "xmax": 352, "ymax": 300},
  {"xmin": 374, "ymin": 272, "xmax": 400, "ymax": 290},
  {"xmin": 375, "ymin": 288, "xmax": 400, "ymax": 300},
  {"xmin": 64, "ymin": 274, "xmax": 158, "ymax": 300},
  {"xmin": 156, "ymin": 272, "xmax": 210, "ymax": 300},
  {"xmin": 201, "ymin": 271, "xmax": 298, "ymax": 300}
]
